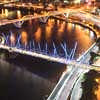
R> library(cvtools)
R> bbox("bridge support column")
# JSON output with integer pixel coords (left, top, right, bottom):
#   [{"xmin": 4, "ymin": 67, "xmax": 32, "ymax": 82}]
[
  {"xmin": 39, "ymin": 16, "xmax": 49, "ymax": 23},
  {"xmin": 13, "ymin": 20, "xmax": 24, "ymax": 28},
  {"xmin": 63, "ymin": 13, "xmax": 69, "ymax": 19}
]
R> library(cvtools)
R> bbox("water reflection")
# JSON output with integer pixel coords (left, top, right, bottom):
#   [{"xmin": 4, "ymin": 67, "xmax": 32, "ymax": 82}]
[
  {"xmin": 67, "ymin": 22, "xmax": 73, "ymax": 32},
  {"xmin": 57, "ymin": 21, "xmax": 65, "ymax": 38},
  {"xmin": 5, "ymin": 9, "xmax": 9, "ymax": 17},
  {"xmin": 0, "ymin": 8, "xmax": 33, "ymax": 19},
  {"xmin": 0, "ymin": 18, "xmax": 96, "ymax": 58},
  {"xmin": 17, "ymin": 10, "xmax": 22, "ymax": 19},
  {"xmin": 0, "ymin": 9, "xmax": 9, "ymax": 18},
  {"xmin": 34, "ymin": 27, "xmax": 42, "ymax": 42},
  {"xmin": 96, "ymin": 85, "xmax": 100, "ymax": 100},
  {"xmin": 45, "ymin": 19, "xmax": 54, "ymax": 41},
  {"xmin": 10, "ymin": 33, "xmax": 15, "ymax": 46},
  {"xmin": 0, "ymin": 17, "xmax": 96, "ymax": 100},
  {"xmin": 74, "ymin": 24, "xmax": 93, "ymax": 54},
  {"xmin": 21, "ymin": 31, "xmax": 28, "ymax": 45}
]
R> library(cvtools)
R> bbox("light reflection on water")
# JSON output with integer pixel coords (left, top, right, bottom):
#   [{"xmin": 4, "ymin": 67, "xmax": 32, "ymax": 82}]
[
  {"xmin": 34, "ymin": 27, "xmax": 42, "ymax": 42},
  {"xmin": 0, "ymin": 16, "xmax": 96, "ymax": 100},
  {"xmin": 0, "ymin": 8, "xmax": 33, "ymax": 19},
  {"xmin": 96, "ymin": 85, "xmax": 100, "ymax": 100},
  {"xmin": 0, "ymin": 17, "xmax": 96, "ymax": 59},
  {"xmin": 21, "ymin": 31, "xmax": 28, "ymax": 45},
  {"xmin": 17, "ymin": 10, "xmax": 22, "ymax": 19}
]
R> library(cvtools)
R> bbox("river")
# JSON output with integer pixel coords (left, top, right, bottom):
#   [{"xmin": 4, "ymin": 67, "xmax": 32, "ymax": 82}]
[{"xmin": 0, "ymin": 8, "xmax": 96, "ymax": 100}]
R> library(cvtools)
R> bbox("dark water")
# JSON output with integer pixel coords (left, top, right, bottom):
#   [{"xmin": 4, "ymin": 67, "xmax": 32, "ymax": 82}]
[
  {"xmin": 0, "ymin": 53, "xmax": 66, "ymax": 100},
  {"xmin": 0, "ymin": 9, "xmax": 96, "ymax": 100}
]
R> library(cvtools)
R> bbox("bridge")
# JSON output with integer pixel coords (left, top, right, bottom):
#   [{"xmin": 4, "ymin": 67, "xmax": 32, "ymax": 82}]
[
  {"xmin": 0, "ymin": 8, "xmax": 99, "ymax": 35},
  {"xmin": 3, "ymin": 3, "xmax": 44, "ymax": 9},
  {"xmin": 0, "ymin": 12, "xmax": 62, "ymax": 27},
  {"xmin": 0, "ymin": 23, "xmax": 99, "ymax": 100},
  {"xmin": 0, "ymin": 6, "xmax": 100, "ymax": 100},
  {"xmin": 47, "ymin": 41, "xmax": 100, "ymax": 100},
  {"xmin": 0, "ymin": 8, "xmax": 76, "ymax": 27},
  {"xmin": 0, "ymin": 39, "xmax": 99, "ymax": 71},
  {"xmin": 0, "ymin": 36, "xmax": 99, "ymax": 100}
]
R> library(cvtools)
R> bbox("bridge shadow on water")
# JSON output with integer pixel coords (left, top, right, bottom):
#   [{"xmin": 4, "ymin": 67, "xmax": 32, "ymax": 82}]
[
  {"xmin": 0, "ymin": 51, "xmax": 67, "ymax": 100},
  {"xmin": 2, "ymin": 50, "xmax": 66, "ymax": 82}
]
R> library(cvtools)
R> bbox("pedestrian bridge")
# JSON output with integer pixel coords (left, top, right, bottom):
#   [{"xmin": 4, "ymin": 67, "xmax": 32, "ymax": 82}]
[
  {"xmin": 0, "ymin": 35, "xmax": 100, "ymax": 100},
  {"xmin": 0, "ymin": 44, "xmax": 100, "ymax": 71},
  {"xmin": 0, "ymin": 40, "xmax": 100, "ymax": 100}
]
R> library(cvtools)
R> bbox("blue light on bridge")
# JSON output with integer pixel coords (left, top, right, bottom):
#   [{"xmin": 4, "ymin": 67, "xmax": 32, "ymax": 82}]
[{"xmin": 1, "ymin": 32, "xmax": 78, "ymax": 61}]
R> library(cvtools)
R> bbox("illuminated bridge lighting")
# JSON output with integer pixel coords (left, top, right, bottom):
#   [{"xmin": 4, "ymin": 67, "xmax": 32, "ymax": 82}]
[
  {"xmin": 1, "ymin": 32, "xmax": 78, "ymax": 61},
  {"xmin": 0, "ymin": 33, "xmax": 100, "ymax": 71}
]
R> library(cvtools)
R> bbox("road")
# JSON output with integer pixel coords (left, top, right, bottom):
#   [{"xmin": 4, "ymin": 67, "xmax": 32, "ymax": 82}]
[
  {"xmin": 0, "ymin": 6, "xmax": 99, "ymax": 37},
  {"xmin": 70, "ymin": 72, "xmax": 84, "ymax": 100},
  {"xmin": 47, "ymin": 41, "xmax": 100, "ymax": 100},
  {"xmin": 54, "ymin": 67, "xmax": 83, "ymax": 100},
  {"xmin": 0, "ymin": 4, "xmax": 100, "ymax": 100},
  {"xmin": 0, "ymin": 1, "xmax": 18, "ymax": 5},
  {"xmin": 4, "ymin": 3, "xmax": 44, "ymax": 9},
  {"xmin": 0, "ymin": 43, "xmax": 100, "ymax": 71}
]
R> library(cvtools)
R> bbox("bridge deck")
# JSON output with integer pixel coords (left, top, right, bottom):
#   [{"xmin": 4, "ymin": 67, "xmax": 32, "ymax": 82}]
[{"xmin": 0, "ymin": 44, "xmax": 99, "ymax": 71}]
